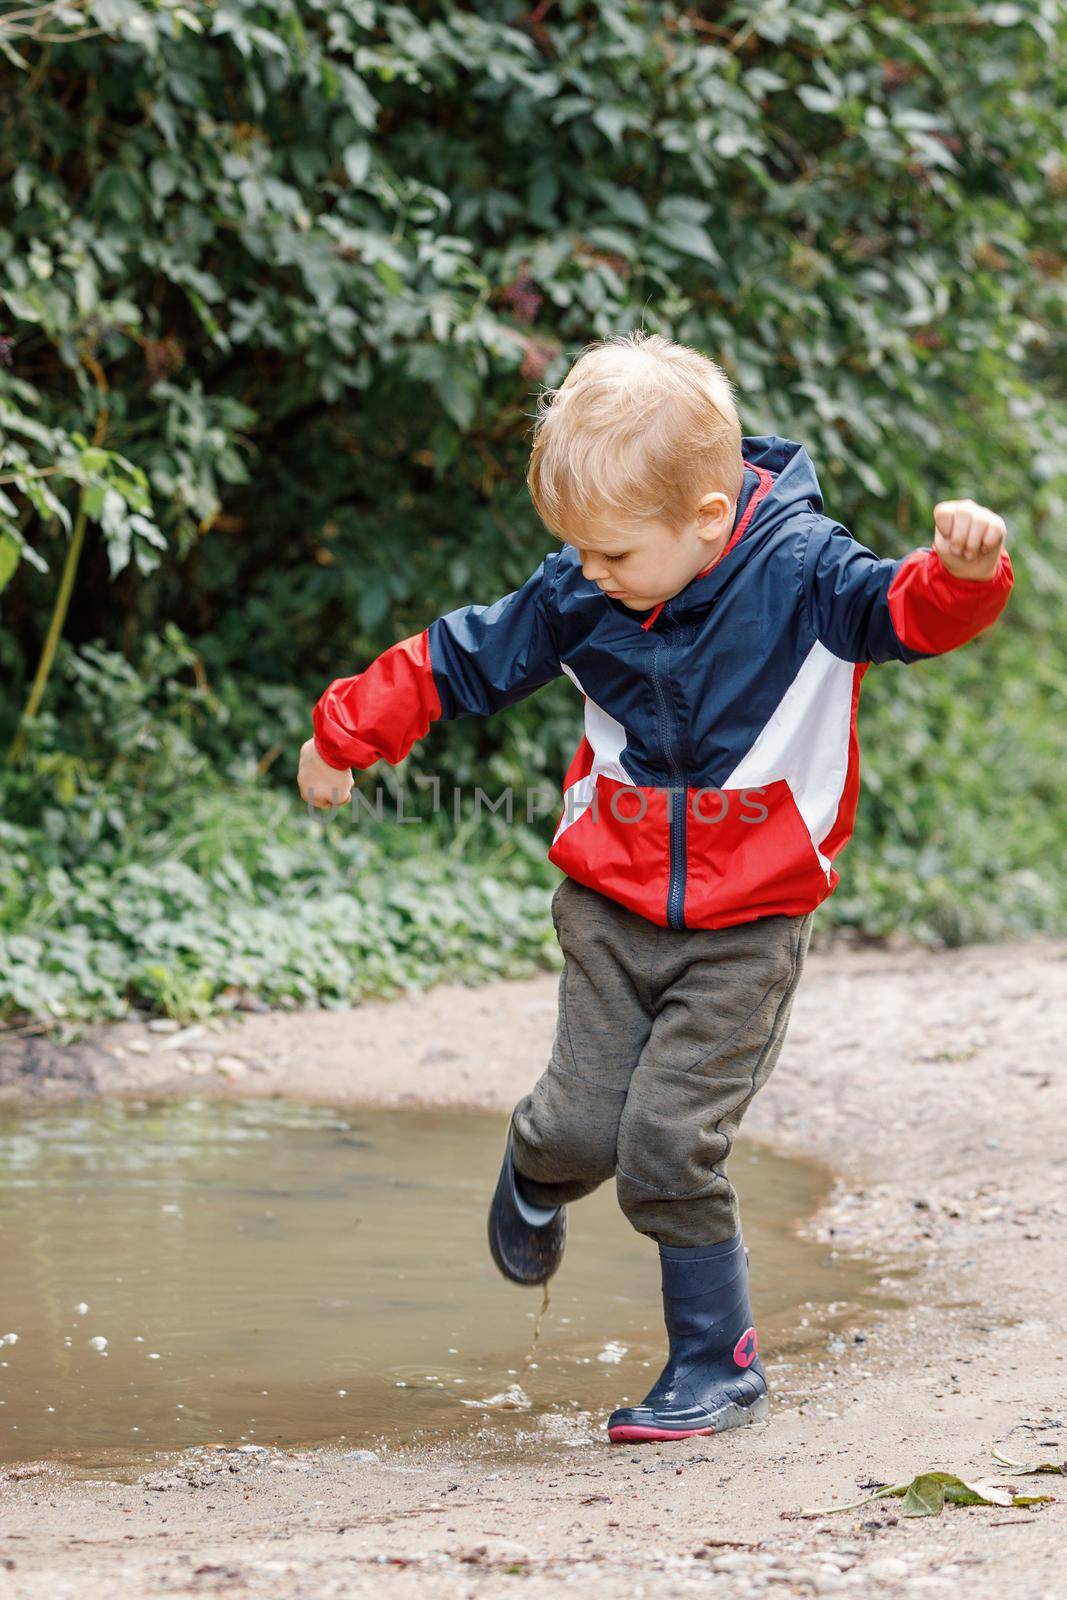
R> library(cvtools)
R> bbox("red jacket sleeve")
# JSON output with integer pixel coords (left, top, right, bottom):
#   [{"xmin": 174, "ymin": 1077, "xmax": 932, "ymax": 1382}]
[
  {"xmin": 311, "ymin": 555, "xmax": 562, "ymax": 770},
  {"xmin": 885, "ymin": 546, "xmax": 1014, "ymax": 655},
  {"xmin": 312, "ymin": 630, "xmax": 440, "ymax": 772}
]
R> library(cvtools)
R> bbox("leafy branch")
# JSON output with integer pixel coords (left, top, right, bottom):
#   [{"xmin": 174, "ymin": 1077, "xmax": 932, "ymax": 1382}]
[{"xmin": 0, "ymin": 0, "xmax": 105, "ymax": 63}]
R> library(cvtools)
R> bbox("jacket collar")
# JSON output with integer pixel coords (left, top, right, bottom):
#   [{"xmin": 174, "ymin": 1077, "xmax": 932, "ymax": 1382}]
[{"xmin": 636, "ymin": 459, "xmax": 776, "ymax": 631}]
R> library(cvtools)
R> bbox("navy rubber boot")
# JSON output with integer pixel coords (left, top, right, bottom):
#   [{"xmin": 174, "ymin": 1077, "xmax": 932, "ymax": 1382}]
[
  {"xmin": 607, "ymin": 1233, "xmax": 768, "ymax": 1443},
  {"xmin": 487, "ymin": 1129, "xmax": 566, "ymax": 1286}
]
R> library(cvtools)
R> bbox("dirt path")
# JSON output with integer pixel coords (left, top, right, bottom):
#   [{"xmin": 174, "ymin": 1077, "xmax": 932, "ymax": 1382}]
[{"xmin": 2, "ymin": 937, "xmax": 1065, "ymax": 1599}]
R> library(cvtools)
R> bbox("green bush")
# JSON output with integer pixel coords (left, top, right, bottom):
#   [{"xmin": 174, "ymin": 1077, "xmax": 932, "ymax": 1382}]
[
  {"xmin": 0, "ymin": 632, "xmax": 559, "ymax": 1021},
  {"xmin": 0, "ymin": 806, "xmax": 561, "ymax": 1023},
  {"xmin": 1, "ymin": 0, "xmax": 1065, "ymax": 1020}
]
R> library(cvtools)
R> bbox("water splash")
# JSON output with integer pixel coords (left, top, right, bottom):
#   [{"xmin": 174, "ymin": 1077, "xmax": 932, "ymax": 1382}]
[{"xmin": 521, "ymin": 1281, "xmax": 551, "ymax": 1372}]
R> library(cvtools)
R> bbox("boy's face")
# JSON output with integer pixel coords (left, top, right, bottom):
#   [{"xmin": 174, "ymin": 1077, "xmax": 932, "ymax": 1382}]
[{"xmin": 564, "ymin": 490, "xmax": 735, "ymax": 611}]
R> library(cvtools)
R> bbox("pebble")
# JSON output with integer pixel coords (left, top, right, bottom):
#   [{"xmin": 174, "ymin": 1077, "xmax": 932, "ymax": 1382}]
[
  {"xmin": 710, "ymin": 1552, "xmax": 751, "ymax": 1572},
  {"xmin": 345, "ymin": 1450, "xmax": 380, "ymax": 1463},
  {"xmin": 159, "ymin": 1026, "xmax": 206, "ymax": 1052},
  {"xmin": 143, "ymin": 1472, "xmax": 185, "ymax": 1492},
  {"xmin": 866, "ymin": 1556, "xmax": 909, "ymax": 1580},
  {"xmin": 217, "ymin": 1056, "xmax": 250, "ymax": 1077},
  {"xmin": 455, "ymin": 1538, "xmax": 530, "ymax": 1565}
]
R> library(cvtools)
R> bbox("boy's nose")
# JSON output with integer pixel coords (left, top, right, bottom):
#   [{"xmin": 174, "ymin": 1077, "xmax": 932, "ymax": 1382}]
[{"xmin": 580, "ymin": 550, "xmax": 609, "ymax": 582}]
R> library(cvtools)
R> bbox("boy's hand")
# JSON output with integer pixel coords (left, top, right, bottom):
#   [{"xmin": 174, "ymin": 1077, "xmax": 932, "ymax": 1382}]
[
  {"xmin": 298, "ymin": 737, "xmax": 353, "ymax": 809},
  {"xmin": 933, "ymin": 499, "xmax": 1007, "ymax": 581}
]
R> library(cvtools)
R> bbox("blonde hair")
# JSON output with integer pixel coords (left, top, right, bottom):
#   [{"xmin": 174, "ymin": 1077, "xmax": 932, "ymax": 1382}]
[{"xmin": 527, "ymin": 331, "xmax": 744, "ymax": 540}]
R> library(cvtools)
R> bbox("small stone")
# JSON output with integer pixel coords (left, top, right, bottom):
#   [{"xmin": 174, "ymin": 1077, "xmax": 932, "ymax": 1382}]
[
  {"xmin": 345, "ymin": 1449, "xmax": 380, "ymax": 1463},
  {"xmin": 159, "ymin": 1026, "xmax": 206, "ymax": 1052},
  {"xmin": 866, "ymin": 1556, "xmax": 909, "ymax": 1580},
  {"xmin": 216, "ymin": 1056, "xmax": 249, "ymax": 1078},
  {"xmin": 147, "ymin": 1019, "xmax": 181, "ymax": 1033},
  {"xmin": 456, "ymin": 1538, "xmax": 530, "ymax": 1565},
  {"xmin": 711, "ymin": 1552, "xmax": 751, "ymax": 1572}
]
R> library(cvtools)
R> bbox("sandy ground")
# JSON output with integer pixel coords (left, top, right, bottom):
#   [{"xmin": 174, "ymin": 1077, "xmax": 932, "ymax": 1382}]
[{"xmin": 1, "ymin": 935, "xmax": 1065, "ymax": 1600}]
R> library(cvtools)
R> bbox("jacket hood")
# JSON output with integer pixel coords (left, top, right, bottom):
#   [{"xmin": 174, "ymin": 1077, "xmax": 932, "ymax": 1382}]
[
  {"xmin": 556, "ymin": 434, "xmax": 828, "ymax": 625},
  {"xmin": 624, "ymin": 435, "xmax": 827, "ymax": 625},
  {"xmin": 739, "ymin": 434, "xmax": 826, "ymax": 527}
]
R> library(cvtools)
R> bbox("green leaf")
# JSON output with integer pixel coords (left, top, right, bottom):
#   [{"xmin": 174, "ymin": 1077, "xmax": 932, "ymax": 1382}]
[
  {"xmin": 797, "ymin": 85, "xmax": 841, "ymax": 114},
  {"xmin": 991, "ymin": 1449, "xmax": 1067, "ymax": 1476},
  {"xmin": 592, "ymin": 105, "xmax": 641, "ymax": 148},
  {"xmin": 434, "ymin": 364, "xmax": 478, "ymax": 431},
  {"xmin": 0, "ymin": 532, "xmax": 20, "ymax": 594},
  {"xmin": 373, "ymin": 260, "xmax": 405, "ymax": 295},
  {"xmin": 83, "ymin": 482, "xmax": 106, "ymax": 519},
  {"xmin": 589, "ymin": 180, "xmax": 649, "ymax": 228},
  {"xmin": 1, "ymin": 287, "xmax": 44, "ymax": 324},
  {"xmin": 655, "ymin": 216, "xmax": 722, "ymax": 267},
  {"xmin": 898, "ymin": 1474, "xmax": 951, "ymax": 1516},
  {"xmin": 893, "ymin": 1472, "xmax": 1055, "ymax": 1515},
  {"xmin": 342, "ymin": 143, "xmax": 371, "ymax": 186},
  {"xmin": 802, "ymin": 1469, "xmax": 1056, "ymax": 1518},
  {"xmin": 357, "ymin": 579, "xmax": 390, "ymax": 632}
]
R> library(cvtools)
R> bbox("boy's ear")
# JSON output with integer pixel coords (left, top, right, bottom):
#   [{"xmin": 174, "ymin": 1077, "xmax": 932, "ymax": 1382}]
[{"xmin": 695, "ymin": 490, "xmax": 734, "ymax": 538}]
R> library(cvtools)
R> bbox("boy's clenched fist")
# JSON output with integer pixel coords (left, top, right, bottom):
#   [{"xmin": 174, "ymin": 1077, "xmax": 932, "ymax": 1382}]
[
  {"xmin": 297, "ymin": 737, "xmax": 353, "ymax": 809},
  {"xmin": 933, "ymin": 499, "xmax": 1007, "ymax": 582}
]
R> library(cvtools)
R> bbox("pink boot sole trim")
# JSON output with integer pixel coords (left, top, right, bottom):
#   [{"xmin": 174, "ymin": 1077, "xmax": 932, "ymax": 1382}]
[{"xmin": 607, "ymin": 1424, "xmax": 716, "ymax": 1444}]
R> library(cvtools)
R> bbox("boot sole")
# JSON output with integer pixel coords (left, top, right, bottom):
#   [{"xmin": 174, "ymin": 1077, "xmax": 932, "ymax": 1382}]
[
  {"xmin": 607, "ymin": 1392, "xmax": 769, "ymax": 1444},
  {"xmin": 487, "ymin": 1131, "xmax": 566, "ymax": 1286}
]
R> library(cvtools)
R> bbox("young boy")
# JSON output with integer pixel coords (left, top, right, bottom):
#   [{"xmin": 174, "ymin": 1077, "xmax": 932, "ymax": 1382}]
[{"xmin": 298, "ymin": 332, "xmax": 1013, "ymax": 1445}]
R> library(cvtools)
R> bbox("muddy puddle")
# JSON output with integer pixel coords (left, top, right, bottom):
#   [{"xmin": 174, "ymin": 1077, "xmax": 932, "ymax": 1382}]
[{"xmin": 0, "ymin": 1099, "xmax": 891, "ymax": 1470}]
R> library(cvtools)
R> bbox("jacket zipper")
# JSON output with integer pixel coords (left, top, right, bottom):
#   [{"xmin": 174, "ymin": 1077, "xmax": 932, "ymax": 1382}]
[{"xmin": 649, "ymin": 605, "xmax": 687, "ymax": 930}]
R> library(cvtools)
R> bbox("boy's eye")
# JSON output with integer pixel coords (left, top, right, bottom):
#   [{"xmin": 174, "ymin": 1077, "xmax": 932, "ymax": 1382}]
[{"xmin": 604, "ymin": 553, "xmax": 627, "ymax": 563}]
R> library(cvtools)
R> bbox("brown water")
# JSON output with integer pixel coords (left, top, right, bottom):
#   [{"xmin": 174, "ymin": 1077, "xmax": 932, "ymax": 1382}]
[{"xmin": 0, "ymin": 1099, "xmax": 885, "ymax": 1469}]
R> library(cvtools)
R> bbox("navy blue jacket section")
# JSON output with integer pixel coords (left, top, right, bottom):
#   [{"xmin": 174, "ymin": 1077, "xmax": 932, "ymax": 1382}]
[
  {"xmin": 427, "ymin": 435, "xmax": 920, "ymax": 789},
  {"xmin": 802, "ymin": 520, "xmax": 927, "ymax": 665},
  {"xmin": 428, "ymin": 554, "xmax": 563, "ymax": 721}
]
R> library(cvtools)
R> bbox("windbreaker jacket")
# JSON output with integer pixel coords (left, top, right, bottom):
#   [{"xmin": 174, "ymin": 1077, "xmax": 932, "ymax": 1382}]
[{"xmin": 313, "ymin": 435, "xmax": 1014, "ymax": 931}]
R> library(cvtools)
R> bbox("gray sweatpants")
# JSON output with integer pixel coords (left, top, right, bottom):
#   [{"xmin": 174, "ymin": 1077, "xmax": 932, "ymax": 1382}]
[{"xmin": 510, "ymin": 877, "xmax": 814, "ymax": 1249}]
